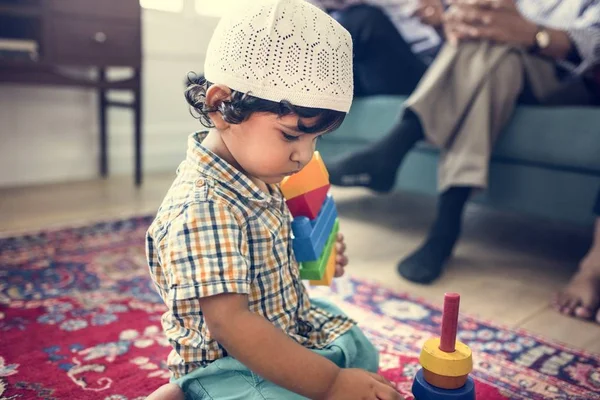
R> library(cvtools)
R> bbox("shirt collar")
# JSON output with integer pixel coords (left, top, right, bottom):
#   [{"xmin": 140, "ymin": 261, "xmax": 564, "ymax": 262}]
[{"xmin": 186, "ymin": 132, "xmax": 281, "ymax": 204}]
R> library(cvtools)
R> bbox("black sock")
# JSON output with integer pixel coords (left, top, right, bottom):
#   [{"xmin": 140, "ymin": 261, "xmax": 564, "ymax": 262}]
[
  {"xmin": 328, "ymin": 110, "xmax": 424, "ymax": 192},
  {"xmin": 370, "ymin": 110, "xmax": 424, "ymax": 170},
  {"xmin": 430, "ymin": 186, "xmax": 472, "ymax": 239},
  {"xmin": 398, "ymin": 187, "xmax": 472, "ymax": 284}
]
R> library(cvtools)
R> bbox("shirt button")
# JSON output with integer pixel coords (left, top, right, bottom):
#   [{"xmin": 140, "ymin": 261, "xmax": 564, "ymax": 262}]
[{"xmin": 196, "ymin": 178, "xmax": 205, "ymax": 187}]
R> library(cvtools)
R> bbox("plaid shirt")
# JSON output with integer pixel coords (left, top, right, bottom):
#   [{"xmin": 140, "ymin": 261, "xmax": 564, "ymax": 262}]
[{"xmin": 146, "ymin": 132, "xmax": 355, "ymax": 378}]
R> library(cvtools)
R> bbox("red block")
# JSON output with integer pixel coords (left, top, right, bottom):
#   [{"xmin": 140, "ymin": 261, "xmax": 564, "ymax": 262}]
[{"xmin": 286, "ymin": 184, "xmax": 330, "ymax": 219}]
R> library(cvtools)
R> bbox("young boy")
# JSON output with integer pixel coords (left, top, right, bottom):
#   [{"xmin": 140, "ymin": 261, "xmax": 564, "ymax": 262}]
[{"xmin": 145, "ymin": 0, "xmax": 403, "ymax": 399}]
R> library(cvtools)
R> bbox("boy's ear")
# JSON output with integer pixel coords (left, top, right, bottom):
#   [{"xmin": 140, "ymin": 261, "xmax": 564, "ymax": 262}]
[{"xmin": 206, "ymin": 84, "xmax": 232, "ymax": 130}]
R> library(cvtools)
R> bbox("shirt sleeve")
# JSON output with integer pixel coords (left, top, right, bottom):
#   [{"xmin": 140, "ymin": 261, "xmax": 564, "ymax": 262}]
[
  {"xmin": 562, "ymin": 4, "xmax": 600, "ymax": 74},
  {"xmin": 164, "ymin": 201, "xmax": 251, "ymax": 301}
]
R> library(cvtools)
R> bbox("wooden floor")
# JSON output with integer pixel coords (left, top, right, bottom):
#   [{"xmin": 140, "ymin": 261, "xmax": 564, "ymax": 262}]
[{"xmin": 1, "ymin": 173, "xmax": 599, "ymax": 353}]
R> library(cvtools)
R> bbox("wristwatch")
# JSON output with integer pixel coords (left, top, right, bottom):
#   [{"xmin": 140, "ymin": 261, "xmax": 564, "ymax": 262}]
[{"xmin": 530, "ymin": 26, "xmax": 551, "ymax": 54}]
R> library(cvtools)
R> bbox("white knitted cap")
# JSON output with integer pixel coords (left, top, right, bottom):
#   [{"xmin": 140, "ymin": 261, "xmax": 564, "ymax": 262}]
[{"xmin": 204, "ymin": 0, "xmax": 354, "ymax": 113}]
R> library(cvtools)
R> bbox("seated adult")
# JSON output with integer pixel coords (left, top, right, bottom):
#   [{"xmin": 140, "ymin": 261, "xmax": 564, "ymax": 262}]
[
  {"xmin": 327, "ymin": 0, "xmax": 600, "ymax": 299},
  {"xmin": 308, "ymin": 0, "xmax": 446, "ymax": 96}
]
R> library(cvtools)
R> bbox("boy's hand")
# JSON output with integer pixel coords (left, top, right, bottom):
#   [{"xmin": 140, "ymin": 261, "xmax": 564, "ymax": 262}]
[
  {"xmin": 334, "ymin": 233, "xmax": 348, "ymax": 278},
  {"xmin": 324, "ymin": 368, "xmax": 404, "ymax": 400}
]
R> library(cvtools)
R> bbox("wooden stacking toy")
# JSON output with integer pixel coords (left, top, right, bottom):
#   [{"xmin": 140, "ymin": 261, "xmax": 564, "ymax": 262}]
[
  {"xmin": 412, "ymin": 293, "xmax": 476, "ymax": 400},
  {"xmin": 281, "ymin": 152, "xmax": 338, "ymax": 286}
]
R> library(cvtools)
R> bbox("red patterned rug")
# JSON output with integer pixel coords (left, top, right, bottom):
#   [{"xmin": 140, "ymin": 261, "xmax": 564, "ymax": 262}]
[{"xmin": 0, "ymin": 216, "xmax": 598, "ymax": 400}]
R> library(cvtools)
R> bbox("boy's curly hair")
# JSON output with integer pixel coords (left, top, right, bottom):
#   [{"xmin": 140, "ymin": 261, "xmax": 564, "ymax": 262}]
[{"xmin": 184, "ymin": 72, "xmax": 346, "ymax": 134}]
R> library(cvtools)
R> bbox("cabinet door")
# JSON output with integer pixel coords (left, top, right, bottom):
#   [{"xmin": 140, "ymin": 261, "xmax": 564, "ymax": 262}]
[
  {"xmin": 48, "ymin": 0, "xmax": 140, "ymax": 20},
  {"xmin": 46, "ymin": 17, "xmax": 141, "ymax": 67}
]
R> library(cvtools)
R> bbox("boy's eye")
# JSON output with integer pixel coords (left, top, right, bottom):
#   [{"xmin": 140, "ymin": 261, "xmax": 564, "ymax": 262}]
[{"xmin": 281, "ymin": 132, "xmax": 300, "ymax": 142}]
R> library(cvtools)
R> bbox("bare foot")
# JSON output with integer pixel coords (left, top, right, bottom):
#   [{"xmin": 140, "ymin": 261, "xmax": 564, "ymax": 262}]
[{"xmin": 554, "ymin": 249, "xmax": 600, "ymax": 323}]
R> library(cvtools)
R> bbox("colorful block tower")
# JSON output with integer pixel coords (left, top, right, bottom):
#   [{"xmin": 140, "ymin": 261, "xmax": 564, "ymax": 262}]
[
  {"xmin": 412, "ymin": 293, "xmax": 476, "ymax": 400},
  {"xmin": 281, "ymin": 151, "xmax": 338, "ymax": 286}
]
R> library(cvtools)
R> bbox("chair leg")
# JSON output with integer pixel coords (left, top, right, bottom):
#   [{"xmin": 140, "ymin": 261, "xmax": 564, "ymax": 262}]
[
  {"xmin": 99, "ymin": 68, "xmax": 108, "ymax": 178},
  {"xmin": 134, "ymin": 69, "xmax": 143, "ymax": 186}
]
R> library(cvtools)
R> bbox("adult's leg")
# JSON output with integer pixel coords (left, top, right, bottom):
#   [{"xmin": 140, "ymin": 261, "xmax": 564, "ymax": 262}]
[
  {"xmin": 327, "ymin": 110, "xmax": 424, "ymax": 192},
  {"xmin": 331, "ymin": 5, "xmax": 427, "ymax": 96},
  {"xmin": 399, "ymin": 45, "xmax": 529, "ymax": 283},
  {"xmin": 556, "ymin": 190, "xmax": 600, "ymax": 323},
  {"xmin": 327, "ymin": 43, "xmax": 523, "ymax": 193}
]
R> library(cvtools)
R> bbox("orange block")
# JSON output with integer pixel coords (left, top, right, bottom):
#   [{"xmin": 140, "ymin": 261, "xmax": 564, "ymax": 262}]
[
  {"xmin": 310, "ymin": 246, "xmax": 336, "ymax": 286},
  {"xmin": 281, "ymin": 152, "xmax": 329, "ymax": 199},
  {"xmin": 286, "ymin": 184, "xmax": 330, "ymax": 219}
]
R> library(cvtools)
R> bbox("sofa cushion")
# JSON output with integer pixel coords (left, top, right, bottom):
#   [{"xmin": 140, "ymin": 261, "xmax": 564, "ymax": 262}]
[{"xmin": 334, "ymin": 96, "xmax": 600, "ymax": 174}]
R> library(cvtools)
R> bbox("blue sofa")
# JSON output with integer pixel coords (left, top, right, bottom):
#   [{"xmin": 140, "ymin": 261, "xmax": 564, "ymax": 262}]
[{"xmin": 318, "ymin": 96, "xmax": 600, "ymax": 225}]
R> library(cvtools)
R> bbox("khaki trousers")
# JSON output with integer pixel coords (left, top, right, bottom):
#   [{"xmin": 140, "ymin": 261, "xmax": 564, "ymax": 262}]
[{"xmin": 404, "ymin": 41, "xmax": 562, "ymax": 191}]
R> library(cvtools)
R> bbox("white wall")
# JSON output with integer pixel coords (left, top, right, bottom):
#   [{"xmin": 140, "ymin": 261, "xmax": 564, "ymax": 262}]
[{"xmin": 0, "ymin": 1, "xmax": 219, "ymax": 187}]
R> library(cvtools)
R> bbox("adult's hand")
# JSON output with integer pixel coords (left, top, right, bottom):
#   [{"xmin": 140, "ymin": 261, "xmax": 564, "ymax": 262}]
[
  {"xmin": 443, "ymin": 0, "xmax": 538, "ymax": 48},
  {"xmin": 413, "ymin": 0, "xmax": 445, "ymax": 27}
]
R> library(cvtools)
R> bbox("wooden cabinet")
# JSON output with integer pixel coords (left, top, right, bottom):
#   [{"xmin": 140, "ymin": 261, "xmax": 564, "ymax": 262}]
[
  {"xmin": 46, "ymin": 17, "xmax": 141, "ymax": 66},
  {"xmin": 0, "ymin": 0, "xmax": 144, "ymax": 185},
  {"xmin": 48, "ymin": 0, "xmax": 140, "ymax": 20}
]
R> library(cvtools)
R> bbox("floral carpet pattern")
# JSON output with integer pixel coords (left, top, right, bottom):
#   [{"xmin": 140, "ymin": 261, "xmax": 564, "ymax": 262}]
[{"xmin": 0, "ymin": 216, "xmax": 598, "ymax": 399}]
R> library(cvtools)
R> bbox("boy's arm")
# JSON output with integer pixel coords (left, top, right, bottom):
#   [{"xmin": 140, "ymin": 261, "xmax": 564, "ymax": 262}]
[{"xmin": 199, "ymin": 293, "xmax": 340, "ymax": 400}]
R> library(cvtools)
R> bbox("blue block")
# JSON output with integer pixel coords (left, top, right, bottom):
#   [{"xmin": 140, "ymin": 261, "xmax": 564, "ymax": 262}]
[
  {"xmin": 291, "ymin": 194, "xmax": 337, "ymax": 262},
  {"xmin": 412, "ymin": 369, "xmax": 475, "ymax": 400}
]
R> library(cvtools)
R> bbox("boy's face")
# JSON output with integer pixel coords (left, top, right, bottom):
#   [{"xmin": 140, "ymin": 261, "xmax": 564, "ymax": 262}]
[{"xmin": 221, "ymin": 113, "xmax": 324, "ymax": 185}]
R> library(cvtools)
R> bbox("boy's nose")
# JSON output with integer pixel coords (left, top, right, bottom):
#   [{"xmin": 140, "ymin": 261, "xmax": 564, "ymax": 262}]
[{"xmin": 291, "ymin": 145, "xmax": 314, "ymax": 168}]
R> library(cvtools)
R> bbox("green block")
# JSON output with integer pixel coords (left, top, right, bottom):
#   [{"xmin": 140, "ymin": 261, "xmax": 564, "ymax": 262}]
[{"xmin": 299, "ymin": 219, "xmax": 339, "ymax": 281}]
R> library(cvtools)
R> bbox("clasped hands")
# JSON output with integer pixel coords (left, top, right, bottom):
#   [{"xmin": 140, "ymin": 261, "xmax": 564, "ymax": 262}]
[{"xmin": 413, "ymin": 0, "xmax": 537, "ymax": 48}]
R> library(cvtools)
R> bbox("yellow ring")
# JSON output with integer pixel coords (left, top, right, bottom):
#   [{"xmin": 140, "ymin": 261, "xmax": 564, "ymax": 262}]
[{"xmin": 419, "ymin": 338, "xmax": 473, "ymax": 377}]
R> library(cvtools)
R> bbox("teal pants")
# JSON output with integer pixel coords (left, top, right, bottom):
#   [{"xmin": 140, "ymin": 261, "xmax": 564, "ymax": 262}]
[{"xmin": 173, "ymin": 299, "xmax": 379, "ymax": 400}]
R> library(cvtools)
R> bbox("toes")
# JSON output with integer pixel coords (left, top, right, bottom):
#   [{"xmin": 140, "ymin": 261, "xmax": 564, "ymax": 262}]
[
  {"xmin": 574, "ymin": 306, "xmax": 593, "ymax": 319},
  {"xmin": 555, "ymin": 292, "xmax": 573, "ymax": 309},
  {"xmin": 562, "ymin": 297, "xmax": 581, "ymax": 315},
  {"xmin": 569, "ymin": 296, "xmax": 582, "ymax": 310},
  {"xmin": 552, "ymin": 293, "xmax": 565, "ymax": 309}
]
